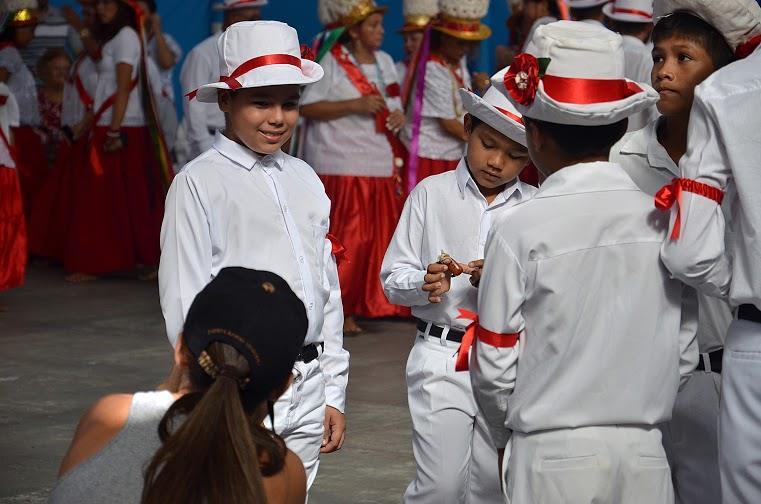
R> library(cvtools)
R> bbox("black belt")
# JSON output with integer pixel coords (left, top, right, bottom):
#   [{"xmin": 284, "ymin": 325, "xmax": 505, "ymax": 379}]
[
  {"xmin": 696, "ymin": 349, "xmax": 723, "ymax": 374},
  {"xmin": 297, "ymin": 343, "xmax": 323, "ymax": 364},
  {"xmin": 738, "ymin": 304, "xmax": 761, "ymax": 324},
  {"xmin": 416, "ymin": 319, "xmax": 465, "ymax": 343}
]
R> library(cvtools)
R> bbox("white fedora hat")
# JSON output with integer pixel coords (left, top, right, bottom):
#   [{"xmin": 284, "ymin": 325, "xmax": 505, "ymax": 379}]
[
  {"xmin": 604, "ymin": 0, "xmax": 654, "ymax": 23},
  {"xmin": 459, "ymin": 84, "xmax": 526, "ymax": 146},
  {"xmin": 214, "ymin": 0, "xmax": 267, "ymax": 12},
  {"xmin": 491, "ymin": 21, "xmax": 658, "ymax": 126},
  {"xmin": 654, "ymin": 0, "xmax": 761, "ymax": 52},
  {"xmin": 567, "ymin": 0, "xmax": 611, "ymax": 8},
  {"xmin": 190, "ymin": 21, "xmax": 324, "ymax": 103}
]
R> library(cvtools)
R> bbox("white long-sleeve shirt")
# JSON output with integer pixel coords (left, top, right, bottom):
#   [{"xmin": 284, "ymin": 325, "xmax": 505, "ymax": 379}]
[
  {"xmin": 159, "ymin": 133, "xmax": 349, "ymax": 411},
  {"xmin": 611, "ymin": 119, "xmax": 732, "ymax": 352},
  {"xmin": 661, "ymin": 46, "xmax": 761, "ymax": 310},
  {"xmin": 179, "ymin": 34, "xmax": 226, "ymax": 159},
  {"xmin": 471, "ymin": 161, "xmax": 698, "ymax": 447},
  {"xmin": 381, "ymin": 158, "xmax": 535, "ymax": 329}
]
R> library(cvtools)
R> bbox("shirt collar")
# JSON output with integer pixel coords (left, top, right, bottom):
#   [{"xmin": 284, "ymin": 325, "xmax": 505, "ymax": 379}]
[
  {"xmin": 621, "ymin": 34, "xmax": 646, "ymax": 49},
  {"xmin": 455, "ymin": 157, "xmax": 527, "ymax": 204},
  {"xmin": 618, "ymin": 118, "xmax": 679, "ymax": 177},
  {"xmin": 534, "ymin": 161, "xmax": 640, "ymax": 199},
  {"xmin": 213, "ymin": 131, "xmax": 285, "ymax": 172}
]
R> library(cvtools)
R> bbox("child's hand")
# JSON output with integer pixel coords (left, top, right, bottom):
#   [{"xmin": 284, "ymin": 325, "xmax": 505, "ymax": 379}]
[
  {"xmin": 468, "ymin": 259, "xmax": 485, "ymax": 287},
  {"xmin": 386, "ymin": 109, "xmax": 405, "ymax": 133},
  {"xmin": 352, "ymin": 95, "xmax": 386, "ymax": 115},
  {"xmin": 423, "ymin": 262, "xmax": 451, "ymax": 303}
]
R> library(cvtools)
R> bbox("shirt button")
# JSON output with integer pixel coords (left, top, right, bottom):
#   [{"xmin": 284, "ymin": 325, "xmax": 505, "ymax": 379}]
[
  {"xmin": 299, "ymin": 256, "xmax": 305, "ymax": 263},
  {"xmin": 529, "ymin": 250, "xmax": 538, "ymax": 260},
  {"xmin": 308, "ymin": 302, "xmax": 314, "ymax": 310}
]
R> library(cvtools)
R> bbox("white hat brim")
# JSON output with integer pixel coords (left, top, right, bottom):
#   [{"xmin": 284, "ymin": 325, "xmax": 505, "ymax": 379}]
[
  {"xmin": 491, "ymin": 66, "xmax": 659, "ymax": 126},
  {"xmin": 459, "ymin": 88, "xmax": 526, "ymax": 146},
  {"xmin": 195, "ymin": 60, "xmax": 324, "ymax": 103},
  {"xmin": 602, "ymin": 3, "xmax": 654, "ymax": 23}
]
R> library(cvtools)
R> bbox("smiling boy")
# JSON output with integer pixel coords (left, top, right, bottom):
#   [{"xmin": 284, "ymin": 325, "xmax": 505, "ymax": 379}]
[
  {"xmin": 158, "ymin": 21, "xmax": 349, "ymax": 492},
  {"xmin": 381, "ymin": 81, "xmax": 536, "ymax": 503}
]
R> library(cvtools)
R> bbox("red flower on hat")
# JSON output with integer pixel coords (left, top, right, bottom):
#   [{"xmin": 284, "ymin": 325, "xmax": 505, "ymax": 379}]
[
  {"xmin": 300, "ymin": 44, "xmax": 316, "ymax": 62},
  {"xmin": 504, "ymin": 53, "xmax": 540, "ymax": 106}
]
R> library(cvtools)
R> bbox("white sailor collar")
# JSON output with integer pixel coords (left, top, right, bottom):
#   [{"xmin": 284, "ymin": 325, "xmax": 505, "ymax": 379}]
[
  {"xmin": 455, "ymin": 157, "xmax": 527, "ymax": 205},
  {"xmin": 535, "ymin": 161, "xmax": 640, "ymax": 198},
  {"xmin": 619, "ymin": 118, "xmax": 679, "ymax": 177},
  {"xmin": 213, "ymin": 131, "xmax": 286, "ymax": 172}
]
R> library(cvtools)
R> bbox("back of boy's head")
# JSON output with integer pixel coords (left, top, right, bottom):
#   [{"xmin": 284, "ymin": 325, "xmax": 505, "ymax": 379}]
[
  {"xmin": 653, "ymin": 12, "xmax": 735, "ymax": 70},
  {"xmin": 609, "ymin": 19, "xmax": 652, "ymax": 37},
  {"xmin": 525, "ymin": 117, "xmax": 629, "ymax": 158},
  {"xmin": 571, "ymin": 5, "xmax": 605, "ymax": 20}
]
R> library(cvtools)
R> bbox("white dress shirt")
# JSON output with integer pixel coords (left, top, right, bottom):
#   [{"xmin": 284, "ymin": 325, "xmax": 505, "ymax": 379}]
[
  {"xmin": 381, "ymin": 159, "xmax": 536, "ymax": 329},
  {"xmin": 661, "ymin": 46, "xmax": 761, "ymax": 310},
  {"xmin": 401, "ymin": 58, "xmax": 470, "ymax": 161},
  {"xmin": 612, "ymin": 119, "xmax": 731, "ymax": 353},
  {"xmin": 621, "ymin": 35, "xmax": 658, "ymax": 132},
  {"xmin": 159, "ymin": 132, "xmax": 349, "ymax": 411},
  {"xmin": 94, "ymin": 27, "xmax": 145, "ymax": 127},
  {"xmin": 471, "ymin": 161, "xmax": 698, "ymax": 447},
  {"xmin": 179, "ymin": 34, "xmax": 226, "ymax": 159},
  {"xmin": 301, "ymin": 48, "xmax": 403, "ymax": 177}
]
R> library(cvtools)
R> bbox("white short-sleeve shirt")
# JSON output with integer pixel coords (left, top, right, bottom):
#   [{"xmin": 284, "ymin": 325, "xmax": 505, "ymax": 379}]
[
  {"xmin": 402, "ymin": 57, "xmax": 470, "ymax": 161},
  {"xmin": 0, "ymin": 46, "xmax": 39, "ymax": 126},
  {"xmin": 62, "ymin": 56, "xmax": 97, "ymax": 127},
  {"xmin": 0, "ymin": 82, "xmax": 19, "ymax": 168},
  {"xmin": 95, "ymin": 26, "xmax": 145, "ymax": 127},
  {"xmin": 301, "ymin": 47, "xmax": 403, "ymax": 178}
]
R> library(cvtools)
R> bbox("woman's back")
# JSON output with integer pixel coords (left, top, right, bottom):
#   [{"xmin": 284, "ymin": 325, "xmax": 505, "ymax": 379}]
[{"xmin": 49, "ymin": 391, "xmax": 306, "ymax": 504}]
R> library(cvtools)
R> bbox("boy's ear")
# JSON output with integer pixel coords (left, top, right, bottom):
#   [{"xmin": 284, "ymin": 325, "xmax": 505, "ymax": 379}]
[
  {"xmin": 526, "ymin": 120, "xmax": 544, "ymax": 153},
  {"xmin": 464, "ymin": 113, "xmax": 473, "ymax": 136},
  {"xmin": 217, "ymin": 90, "xmax": 232, "ymax": 113}
]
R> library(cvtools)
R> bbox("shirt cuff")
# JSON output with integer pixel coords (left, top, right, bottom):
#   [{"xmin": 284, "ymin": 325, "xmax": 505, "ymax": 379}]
[{"xmin": 324, "ymin": 384, "xmax": 346, "ymax": 414}]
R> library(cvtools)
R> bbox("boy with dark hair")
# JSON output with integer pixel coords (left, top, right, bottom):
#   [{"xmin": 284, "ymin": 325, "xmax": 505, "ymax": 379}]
[
  {"xmin": 610, "ymin": 9, "xmax": 735, "ymax": 502},
  {"xmin": 653, "ymin": 1, "xmax": 761, "ymax": 503},
  {"xmin": 567, "ymin": 0, "xmax": 609, "ymax": 26},
  {"xmin": 469, "ymin": 21, "xmax": 697, "ymax": 503},
  {"xmin": 604, "ymin": 0, "xmax": 658, "ymax": 131},
  {"xmin": 382, "ymin": 82, "xmax": 536, "ymax": 504}
]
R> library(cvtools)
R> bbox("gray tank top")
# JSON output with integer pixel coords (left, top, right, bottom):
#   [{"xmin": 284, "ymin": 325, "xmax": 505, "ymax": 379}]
[{"xmin": 48, "ymin": 390, "xmax": 175, "ymax": 504}]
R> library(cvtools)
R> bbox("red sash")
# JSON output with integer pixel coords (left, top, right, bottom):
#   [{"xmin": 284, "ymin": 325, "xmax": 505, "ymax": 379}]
[
  {"xmin": 330, "ymin": 44, "xmax": 407, "ymax": 189},
  {"xmin": 88, "ymin": 77, "xmax": 139, "ymax": 176},
  {"xmin": 71, "ymin": 56, "xmax": 94, "ymax": 109},
  {"xmin": 428, "ymin": 53, "xmax": 466, "ymax": 89}
]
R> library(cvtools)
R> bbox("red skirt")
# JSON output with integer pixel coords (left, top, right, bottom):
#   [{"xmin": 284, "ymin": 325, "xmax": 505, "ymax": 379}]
[
  {"xmin": 13, "ymin": 126, "xmax": 48, "ymax": 221},
  {"xmin": 28, "ymin": 139, "xmax": 84, "ymax": 260},
  {"xmin": 0, "ymin": 166, "xmax": 27, "ymax": 291},
  {"xmin": 413, "ymin": 156, "xmax": 459, "ymax": 185},
  {"xmin": 320, "ymin": 174, "xmax": 409, "ymax": 319},
  {"xmin": 63, "ymin": 127, "xmax": 165, "ymax": 275}
]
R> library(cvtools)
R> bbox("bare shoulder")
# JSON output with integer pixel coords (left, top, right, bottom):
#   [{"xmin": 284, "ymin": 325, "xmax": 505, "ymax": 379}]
[
  {"xmin": 263, "ymin": 448, "xmax": 306, "ymax": 504},
  {"xmin": 57, "ymin": 394, "xmax": 134, "ymax": 478}
]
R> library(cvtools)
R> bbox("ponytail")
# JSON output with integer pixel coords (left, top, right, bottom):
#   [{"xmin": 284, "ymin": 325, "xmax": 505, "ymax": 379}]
[{"xmin": 142, "ymin": 342, "xmax": 287, "ymax": 504}]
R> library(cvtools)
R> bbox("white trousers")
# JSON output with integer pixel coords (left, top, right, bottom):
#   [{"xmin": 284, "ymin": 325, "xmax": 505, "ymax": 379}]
[
  {"xmin": 404, "ymin": 334, "xmax": 502, "ymax": 504},
  {"xmin": 720, "ymin": 319, "xmax": 761, "ymax": 504},
  {"xmin": 661, "ymin": 371, "xmax": 721, "ymax": 504},
  {"xmin": 273, "ymin": 357, "xmax": 326, "ymax": 491},
  {"xmin": 506, "ymin": 426, "xmax": 675, "ymax": 504}
]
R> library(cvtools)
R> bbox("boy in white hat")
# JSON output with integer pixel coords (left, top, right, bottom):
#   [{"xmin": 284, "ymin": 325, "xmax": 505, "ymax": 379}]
[
  {"xmin": 604, "ymin": 0, "xmax": 658, "ymax": 131},
  {"xmin": 381, "ymin": 80, "xmax": 536, "ymax": 504},
  {"xmin": 177, "ymin": 0, "xmax": 265, "ymax": 163},
  {"xmin": 470, "ymin": 21, "xmax": 698, "ymax": 503},
  {"xmin": 653, "ymin": 1, "xmax": 761, "ymax": 503},
  {"xmin": 610, "ymin": 8, "xmax": 737, "ymax": 502},
  {"xmin": 567, "ymin": 0, "xmax": 609, "ymax": 26},
  {"xmin": 159, "ymin": 20, "xmax": 349, "ymax": 491}
]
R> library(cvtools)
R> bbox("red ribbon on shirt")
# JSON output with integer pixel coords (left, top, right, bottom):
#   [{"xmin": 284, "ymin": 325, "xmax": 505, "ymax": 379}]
[
  {"xmin": 331, "ymin": 43, "xmax": 407, "ymax": 193},
  {"xmin": 454, "ymin": 309, "xmax": 521, "ymax": 372},
  {"xmin": 655, "ymin": 178, "xmax": 725, "ymax": 240},
  {"xmin": 735, "ymin": 34, "xmax": 761, "ymax": 59},
  {"xmin": 327, "ymin": 233, "xmax": 349, "ymax": 267}
]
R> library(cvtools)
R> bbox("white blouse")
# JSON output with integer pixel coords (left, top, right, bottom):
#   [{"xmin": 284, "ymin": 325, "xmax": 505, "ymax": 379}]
[
  {"xmin": 301, "ymin": 47, "xmax": 403, "ymax": 178},
  {"xmin": 146, "ymin": 33, "xmax": 182, "ymax": 102},
  {"xmin": 0, "ymin": 82, "xmax": 19, "ymax": 168},
  {"xmin": 0, "ymin": 46, "xmax": 39, "ymax": 126},
  {"xmin": 402, "ymin": 57, "xmax": 470, "ymax": 161},
  {"xmin": 62, "ymin": 56, "xmax": 97, "ymax": 127},
  {"xmin": 94, "ymin": 26, "xmax": 145, "ymax": 127}
]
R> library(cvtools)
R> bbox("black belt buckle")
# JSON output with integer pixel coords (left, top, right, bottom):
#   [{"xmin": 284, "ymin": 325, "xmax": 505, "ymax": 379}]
[
  {"xmin": 738, "ymin": 304, "xmax": 761, "ymax": 324},
  {"xmin": 696, "ymin": 349, "xmax": 723, "ymax": 374},
  {"xmin": 416, "ymin": 319, "xmax": 465, "ymax": 343},
  {"xmin": 297, "ymin": 343, "xmax": 323, "ymax": 364}
]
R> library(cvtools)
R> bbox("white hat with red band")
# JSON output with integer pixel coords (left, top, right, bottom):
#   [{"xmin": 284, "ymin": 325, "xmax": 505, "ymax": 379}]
[
  {"xmin": 603, "ymin": 0, "xmax": 654, "ymax": 23},
  {"xmin": 654, "ymin": 0, "xmax": 761, "ymax": 52},
  {"xmin": 191, "ymin": 21, "xmax": 324, "ymax": 103},
  {"xmin": 567, "ymin": 0, "xmax": 611, "ymax": 8},
  {"xmin": 459, "ymin": 83, "xmax": 526, "ymax": 146},
  {"xmin": 491, "ymin": 21, "xmax": 658, "ymax": 126},
  {"xmin": 214, "ymin": 0, "xmax": 267, "ymax": 11}
]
